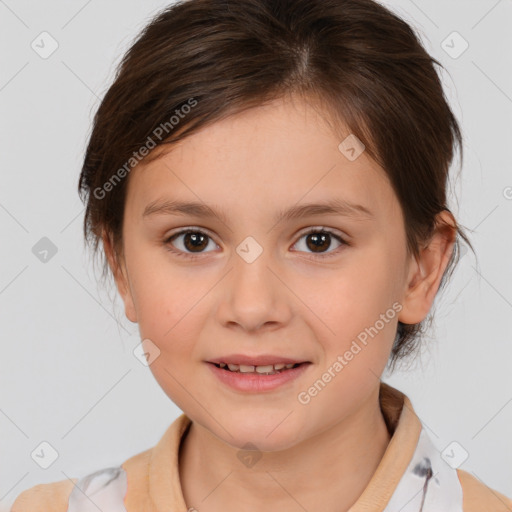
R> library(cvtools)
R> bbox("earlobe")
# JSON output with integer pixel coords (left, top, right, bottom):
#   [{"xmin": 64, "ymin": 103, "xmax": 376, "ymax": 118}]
[
  {"xmin": 398, "ymin": 211, "xmax": 457, "ymax": 326},
  {"xmin": 102, "ymin": 231, "xmax": 138, "ymax": 324}
]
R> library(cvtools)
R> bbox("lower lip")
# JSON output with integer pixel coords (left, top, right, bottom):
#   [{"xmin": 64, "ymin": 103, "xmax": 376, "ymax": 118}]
[{"xmin": 206, "ymin": 362, "xmax": 311, "ymax": 392}]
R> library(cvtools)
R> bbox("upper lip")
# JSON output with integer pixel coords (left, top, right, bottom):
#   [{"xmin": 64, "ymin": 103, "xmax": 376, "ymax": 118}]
[{"xmin": 207, "ymin": 354, "xmax": 309, "ymax": 366}]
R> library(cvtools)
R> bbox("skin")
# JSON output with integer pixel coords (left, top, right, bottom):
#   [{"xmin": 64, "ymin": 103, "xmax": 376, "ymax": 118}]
[{"xmin": 104, "ymin": 94, "xmax": 456, "ymax": 512}]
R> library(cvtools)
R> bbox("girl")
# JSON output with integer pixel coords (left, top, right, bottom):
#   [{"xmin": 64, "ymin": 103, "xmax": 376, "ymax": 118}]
[{"xmin": 11, "ymin": 0, "xmax": 511, "ymax": 510}]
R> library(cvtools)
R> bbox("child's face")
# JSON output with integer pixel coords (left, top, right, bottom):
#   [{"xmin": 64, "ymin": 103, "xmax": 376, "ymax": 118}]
[{"xmin": 114, "ymin": 95, "xmax": 415, "ymax": 450}]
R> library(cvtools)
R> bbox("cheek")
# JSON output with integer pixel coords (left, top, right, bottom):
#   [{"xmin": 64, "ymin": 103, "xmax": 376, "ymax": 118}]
[
  {"xmin": 130, "ymin": 266, "xmax": 207, "ymax": 406},
  {"xmin": 124, "ymin": 241, "xmax": 197, "ymax": 337},
  {"xmin": 128, "ymin": 272, "xmax": 209, "ymax": 375},
  {"xmin": 315, "ymin": 250, "xmax": 401, "ymax": 360},
  {"xmin": 136, "ymin": 282, "xmax": 198, "ymax": 346}
]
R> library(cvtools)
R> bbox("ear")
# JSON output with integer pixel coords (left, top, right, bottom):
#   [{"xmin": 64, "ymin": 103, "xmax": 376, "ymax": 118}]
[
  {"xmin": 102, "ymin": 231, "xmax": 138, "ymax": 323},
  {"xmin": 398, "ymin": 210, "xmax": 457, "ymax": 325}
]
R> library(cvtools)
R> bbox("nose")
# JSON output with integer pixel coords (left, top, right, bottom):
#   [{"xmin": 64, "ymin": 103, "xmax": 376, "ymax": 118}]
[{"xmin": 215, "ymin": 246, "xmax": 292, "ymax": 333}]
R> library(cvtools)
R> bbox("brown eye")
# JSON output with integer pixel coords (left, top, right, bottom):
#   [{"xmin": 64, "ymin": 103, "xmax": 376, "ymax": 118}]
[
  {"xmin": 166, "ymin": 229, "xmax": 218, "ymax": 255},
  {"xmin": 183, "ymin": 232, "xmax": 208, "ymax": 252},
  {"xmin": 305, "ymin": 232, "xmax": 332, "ymax": 253},
  {"xmin": 293, "ymin": 228, "xmax": 347, "ymax": 257}
]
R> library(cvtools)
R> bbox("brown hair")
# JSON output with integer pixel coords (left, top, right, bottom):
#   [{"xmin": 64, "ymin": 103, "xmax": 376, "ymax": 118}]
[{"xmin": 78, "ymin": 0, "xmax": 475, "ymax": 370}]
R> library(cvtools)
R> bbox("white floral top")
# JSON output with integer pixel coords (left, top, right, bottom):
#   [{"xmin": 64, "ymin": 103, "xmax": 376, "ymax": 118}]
[{"xmin": 66, "ymin": 427, "xmax": 463, "ymax": 512}]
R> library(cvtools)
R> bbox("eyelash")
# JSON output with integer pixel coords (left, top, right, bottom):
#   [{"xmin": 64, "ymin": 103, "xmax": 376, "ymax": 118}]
[{"xmin": 163, "ymin": 227, "xmax": 349, "ymax": 260}]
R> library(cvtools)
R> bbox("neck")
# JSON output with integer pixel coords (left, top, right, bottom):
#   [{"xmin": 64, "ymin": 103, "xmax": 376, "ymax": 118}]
[{"xmin": 179, "ymin": 384, "xmax": 392, "ymax": 512}]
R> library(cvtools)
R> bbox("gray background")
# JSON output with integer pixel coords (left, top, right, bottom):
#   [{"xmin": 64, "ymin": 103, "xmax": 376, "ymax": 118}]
[{"xmin": 1, "ymin": 0, "xmax": 511, "ymax": 509}]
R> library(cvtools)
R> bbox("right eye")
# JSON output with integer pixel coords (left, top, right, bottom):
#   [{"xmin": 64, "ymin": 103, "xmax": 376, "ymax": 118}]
[{"xmin": 164, "ymin": 228, "xmax": 219, "ymax": 258}]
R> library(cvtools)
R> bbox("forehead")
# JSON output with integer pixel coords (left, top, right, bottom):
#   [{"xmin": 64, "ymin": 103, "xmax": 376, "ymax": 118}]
[{"xmin": 125, "ymin": 96, "xmax": 399, "ymax": 223}]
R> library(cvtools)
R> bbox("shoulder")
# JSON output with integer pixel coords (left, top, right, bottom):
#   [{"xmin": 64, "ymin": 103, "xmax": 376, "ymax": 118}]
[
  {"xmin": 458, "ymin": 469, "xmax": 512, "ymax": 512},
  {"xmin": 9, "ymin": 441, "xmax": 159, "ymax": 512},
  {"xmin": 10, "ymin": 465, "xmax": 129, "ymax": 512},
  {"xmin": 10, "ymin": 477, "xmax": 78, "ymax": 512}
]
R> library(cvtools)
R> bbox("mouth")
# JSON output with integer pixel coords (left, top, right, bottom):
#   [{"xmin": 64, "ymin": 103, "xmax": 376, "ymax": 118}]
[
  {"xmin": 209, "ymin": 361, "xmax": 304, "ymax": 375},
  {"xmin": 206, "ymin": 359, "xmax": 312, "ymax": 392}
]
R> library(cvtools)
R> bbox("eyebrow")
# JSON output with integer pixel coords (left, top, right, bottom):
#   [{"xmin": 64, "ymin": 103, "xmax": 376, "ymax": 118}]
[{"xmin": 142, "ymin": 198, "xmax": 374, "ymax": 224}]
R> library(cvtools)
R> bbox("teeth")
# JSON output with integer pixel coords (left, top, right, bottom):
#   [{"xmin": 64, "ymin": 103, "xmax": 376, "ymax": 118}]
[
  {"xmin": 219, "ymin": 362, "xmax": 300, "ymax": 374},
  {"xmin": 255, "ymin": 365, "xmax": 274, "ymax": 374}
]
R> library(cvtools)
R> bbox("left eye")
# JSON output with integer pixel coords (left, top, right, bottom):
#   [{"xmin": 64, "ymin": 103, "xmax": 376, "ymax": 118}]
[{"xmin": 292, "ymin": 228, "xmax": 346, "ymax": 256}]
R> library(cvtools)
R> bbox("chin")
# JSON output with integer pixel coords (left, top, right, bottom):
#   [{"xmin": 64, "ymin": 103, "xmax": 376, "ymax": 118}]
[{"xmin": 218, "ymin": 415, "xmax": 304, "ymax": 453}]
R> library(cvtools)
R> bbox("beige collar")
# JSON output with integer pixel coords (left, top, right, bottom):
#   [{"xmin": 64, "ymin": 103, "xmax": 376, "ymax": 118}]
[{"xmin": 140, "ymin": 381, "xmax": 422, "ymax": 511}]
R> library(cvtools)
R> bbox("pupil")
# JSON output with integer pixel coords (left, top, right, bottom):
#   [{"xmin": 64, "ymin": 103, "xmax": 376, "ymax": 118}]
[
  {"xmin": 184, "ymin": 232, "xmax": 208, "ymax": 252},
  {"xmin": 306, "ymin": 232, "xmax": 330, "ymax": 253}
]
